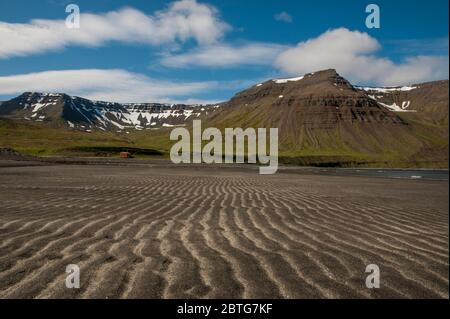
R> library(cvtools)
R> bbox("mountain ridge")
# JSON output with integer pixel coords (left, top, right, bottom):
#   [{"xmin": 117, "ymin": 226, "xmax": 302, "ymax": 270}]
[
  {"xmin": 0, "ymin": 92, "xmax": 221, "ymax": 132},
  {"xmin": 0, "ymin": 69, "xmax": 447, "ymax": 131},
  {"xmin": 0, "ymin": 69, "xmax": 448, "ymax": 167}
]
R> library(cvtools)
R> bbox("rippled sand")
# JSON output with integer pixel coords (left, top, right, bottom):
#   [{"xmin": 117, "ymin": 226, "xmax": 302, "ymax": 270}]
[{"xmin": 0, "ymin": 164, "xmax": 448, "ymax": 298}]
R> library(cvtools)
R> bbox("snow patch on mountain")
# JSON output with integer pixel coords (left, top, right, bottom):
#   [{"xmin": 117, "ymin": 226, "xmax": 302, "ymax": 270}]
[
  {"xmin": 378, "ymin": 101, "xmax": 416, "ymax": 112},
  {"xmin": 273, "ymin": 76, "xmax": 305, "ymax": 84},
  {"xmin": 357, "ymin": 86, "xmax": 418, "ymax": 93}
]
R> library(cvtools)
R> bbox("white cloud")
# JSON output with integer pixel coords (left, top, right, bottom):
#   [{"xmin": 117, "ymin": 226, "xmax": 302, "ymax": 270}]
[
  {"xmin": 0, "ymin": 69, "xmax": 221, "ymax": 103},
  {"xmin": 160, "ymin": 27, "xmax": 448, "ymax": 86},
  {"xmin": 0, "ymin": 69, "xmax": 260, "ymax": 103},
  {"xmin": 274, "ymin": 11, "xmax": 293, "ymax": 23},
  {"xmin": 0, "ymin": 0, "xmax": 230, "ymax": 59},
  {"xmin": 275, "ymin": 28, "xmax": 449, "ymax": 86},
  {"xmin": 380, "ymin": 56, "xmax": 449, "ymax": 85},
  {"xmin": 160, "ymin": 42, "xmax": 288, "ymax": 68}
]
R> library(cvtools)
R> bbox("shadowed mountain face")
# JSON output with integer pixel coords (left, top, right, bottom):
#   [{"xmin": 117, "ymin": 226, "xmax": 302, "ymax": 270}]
[
  {"xmin": 0, "ymin": 93, "xmax": 220, "ymax": 132},
  {"xmin": 0, "ymin": 69, "xmax": 448, "ymax": 166}
]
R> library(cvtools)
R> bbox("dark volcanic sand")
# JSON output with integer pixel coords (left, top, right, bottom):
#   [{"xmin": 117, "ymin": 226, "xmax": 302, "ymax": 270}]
[{"xmin": 0, "ymin": 161, "xmax": 448, "ymax": 298}]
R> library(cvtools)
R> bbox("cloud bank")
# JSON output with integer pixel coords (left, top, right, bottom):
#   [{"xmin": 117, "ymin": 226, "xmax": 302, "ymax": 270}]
[
  {"xmin": 275, "ymin": 28, "xmax": 449, "ymax": 86},
  {"xmin": 0, "ymin": 0, "xmax": 447, "ymax": 96},
  {"xmin": 0, "ymin": 69, "xmax": 222, "ymax": 103},
  {"xmin": 0, "ymin": 0, "xmax": 230, "ymax": 59}
]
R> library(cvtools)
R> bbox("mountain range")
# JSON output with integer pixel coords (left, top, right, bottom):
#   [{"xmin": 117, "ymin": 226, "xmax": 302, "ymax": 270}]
[
  {"xmin": 0, "ymin": 69, "xmax": 448, "ymax": 167},
  {"xmin": 0, "ymin": 93, "xmax": 221, "ymax": 132}
]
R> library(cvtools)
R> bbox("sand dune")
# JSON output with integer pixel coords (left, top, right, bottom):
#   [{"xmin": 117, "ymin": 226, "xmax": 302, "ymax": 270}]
[{"xmin": 0, "ymin": 164, "xmax": 448, "ymax": 299}]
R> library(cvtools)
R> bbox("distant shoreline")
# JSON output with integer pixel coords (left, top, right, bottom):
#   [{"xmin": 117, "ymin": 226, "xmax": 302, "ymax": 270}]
[{"xmin": 1, "ymin": 155, "xmax": 448, "ymax": 181}]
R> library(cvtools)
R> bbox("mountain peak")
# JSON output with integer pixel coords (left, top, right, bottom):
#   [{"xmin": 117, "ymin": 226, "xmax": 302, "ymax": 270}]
[
  {"xmin": 270, "ymin": 69, "xmax": 339, "ymax": 84},
  {"xmin": 232, "ymin": 69, "xmax": 359, "ymax": 107}
]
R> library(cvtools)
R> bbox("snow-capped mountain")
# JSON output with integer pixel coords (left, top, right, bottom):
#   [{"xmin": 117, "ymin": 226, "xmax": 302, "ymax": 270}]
[
  {"xmin": 357, "ymin": 80, "xmax": 449, "ymax": 125},
  {"xmin": 357, "ymin": 86, "xmax": 419, "ymax": 112},
  {"xmin": 0, "ymin": 92, "xmax": 221, "ymax": 132},
  {"xmin": 0, "ymin": 69, "xmax": 447, "ymax": 166},
  {"xmin": 199, "ymin": 69, "xmax": 448, "ymax": 166},
  {"xmin": 0, "ymin": 70, "xmax": 448, "ymax": 134}
]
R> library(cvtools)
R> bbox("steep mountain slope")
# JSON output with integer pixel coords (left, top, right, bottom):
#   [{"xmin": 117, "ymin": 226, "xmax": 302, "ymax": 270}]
[
  {"xmin": 0, "ymin": 92, "xmax": 220, "ymax": 132},
  {"xmin": 203, "ymin": 69, "xmax": 448, "ymax": 166}
]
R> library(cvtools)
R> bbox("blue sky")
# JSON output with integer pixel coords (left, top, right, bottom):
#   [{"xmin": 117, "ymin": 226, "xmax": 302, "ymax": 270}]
[{"xmin": 0, "ymin": 0, "xmax": 448, "ymax": 103}]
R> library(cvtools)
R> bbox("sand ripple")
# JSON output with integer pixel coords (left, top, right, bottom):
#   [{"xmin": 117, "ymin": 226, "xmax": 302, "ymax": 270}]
[{"xmin": 0, "ymin": 165, "xmax": 448, "ymax": 298}]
